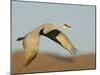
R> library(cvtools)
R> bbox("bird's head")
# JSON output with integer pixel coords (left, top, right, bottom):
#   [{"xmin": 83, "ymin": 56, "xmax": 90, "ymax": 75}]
[
  {"xmin": 55, "ymin": 24, "xmax": 71, "ymax": 30},
  {"xmin": 63, "ymin": 24, "xmax": 71, "ymax": 29}
]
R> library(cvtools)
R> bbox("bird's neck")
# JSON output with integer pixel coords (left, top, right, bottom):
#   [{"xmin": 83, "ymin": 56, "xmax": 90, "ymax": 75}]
[{"xmin": 31, "ymin": 25, "xmax": 45, "ymax": 35}]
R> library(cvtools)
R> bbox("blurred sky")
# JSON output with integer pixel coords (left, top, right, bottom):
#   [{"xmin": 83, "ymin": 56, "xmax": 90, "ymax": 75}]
[{"xmin": 12, "ymin": 1, "xmax": 96, "ymax": 56}]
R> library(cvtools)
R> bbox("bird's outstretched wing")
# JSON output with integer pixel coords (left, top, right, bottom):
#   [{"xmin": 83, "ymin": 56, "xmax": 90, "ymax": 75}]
[
  {"xmin": 44, "ymin": 29, "xmax": 77, "ymax": 55},
  {"xmin": 56, "ymin": 31, "xmax": 77, "ymax": 55},
  {"xmin": 23, "ymin": 33, "xmax": 40, "ymax": 66}
]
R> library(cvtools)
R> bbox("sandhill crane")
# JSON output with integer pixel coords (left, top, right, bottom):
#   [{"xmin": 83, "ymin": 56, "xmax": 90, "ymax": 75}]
[{"xmin": 17, "ymin": 23, "xmax": 77, "ymax": 66}]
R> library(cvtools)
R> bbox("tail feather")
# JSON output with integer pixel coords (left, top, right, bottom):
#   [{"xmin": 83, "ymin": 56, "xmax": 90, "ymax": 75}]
[{"xmin": 16, "ymin": 37, "xmax": 24, "ymax": 41}]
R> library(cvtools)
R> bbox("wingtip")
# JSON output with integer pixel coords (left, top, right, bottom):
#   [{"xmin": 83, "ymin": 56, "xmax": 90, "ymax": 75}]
[
  {"xmin": 23, "ymin": 51, "xmax": 38, "ymax": 66},
  {"xmin": 68, "ymin": 48, "xmax": 78, "ymax": 56},
  {"xmin": 16, "ymin": 37, "xmax": 24, "ymax": 41}
]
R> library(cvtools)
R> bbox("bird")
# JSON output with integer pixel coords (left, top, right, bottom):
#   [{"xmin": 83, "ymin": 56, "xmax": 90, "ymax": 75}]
[{"xmin": 16, "ymin": 23, "xmax": 77, "ymax": 66}]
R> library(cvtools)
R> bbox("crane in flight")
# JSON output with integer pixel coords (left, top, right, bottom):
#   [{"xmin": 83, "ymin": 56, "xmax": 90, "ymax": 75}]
[{"xmin": 17, "ymin": 23, "xmax": 77, "ymax": 66}]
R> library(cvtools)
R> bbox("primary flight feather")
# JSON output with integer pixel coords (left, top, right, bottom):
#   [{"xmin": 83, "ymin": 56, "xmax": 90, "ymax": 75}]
[{"xmin": 17, "ymin": 23, "xmax": 77, "ymax": 66}]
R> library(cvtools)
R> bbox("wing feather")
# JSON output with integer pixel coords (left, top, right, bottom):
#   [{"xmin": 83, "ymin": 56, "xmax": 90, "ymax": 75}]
[
  {"xmin": 56, "ymin": 31, "xmax": 77, "ymax": 55},
  {"xmin": 23, "ymin": 32, "xmax": 40, "ymax": 66}
]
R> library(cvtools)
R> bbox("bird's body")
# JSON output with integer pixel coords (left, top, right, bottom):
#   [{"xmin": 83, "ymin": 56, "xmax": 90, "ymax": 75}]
[{"xmin": 17, "ymin": 23, "xmax": 77, "ymax": 66}]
